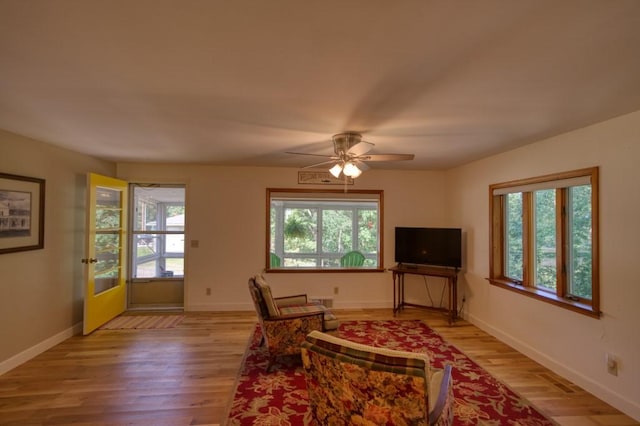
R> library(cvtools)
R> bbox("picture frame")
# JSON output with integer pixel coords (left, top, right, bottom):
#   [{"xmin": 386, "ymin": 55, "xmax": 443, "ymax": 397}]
[
  {"xmin": 0, "ymin": 172, "xmax": 45, "ymax": 254},
  {"xmin": 298, "ymin": 171, "xmax": 354, "ymax": 185}
]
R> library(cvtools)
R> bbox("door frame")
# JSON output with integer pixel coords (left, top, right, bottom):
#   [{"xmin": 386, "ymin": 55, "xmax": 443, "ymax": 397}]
[{"xmin": 126, "ymin": 183, "xmax": 186, "ymax": 310}]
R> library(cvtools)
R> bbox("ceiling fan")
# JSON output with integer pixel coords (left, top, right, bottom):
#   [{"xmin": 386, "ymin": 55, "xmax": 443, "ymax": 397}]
[{"xmin": 286, "ymin": 132, "xmax": 415, "ymax": 178}]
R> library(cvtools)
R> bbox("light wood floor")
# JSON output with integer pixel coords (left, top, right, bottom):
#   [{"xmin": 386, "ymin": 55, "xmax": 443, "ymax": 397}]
[{"xmin": 0, "ymin": 309, "xmax": 637, "ymax": 425}]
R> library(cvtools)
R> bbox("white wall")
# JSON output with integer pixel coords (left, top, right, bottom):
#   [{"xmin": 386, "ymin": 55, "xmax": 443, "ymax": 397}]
[
  {"xmin": 116, "ymin": 164, "xmax": 449, "ymax": 311},
  {"xmin": 447, "ymin": 110, "xmax": 640, "ymax": 420},
  {"xmin": 0, "ymin": 130, "xmax": 115, "ymax": 372}
]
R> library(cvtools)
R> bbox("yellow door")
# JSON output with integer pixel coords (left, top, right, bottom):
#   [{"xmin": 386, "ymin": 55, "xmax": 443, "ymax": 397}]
[{"xmin": 83, "ymin": 173, "xmax": 128, "ymax": 334}]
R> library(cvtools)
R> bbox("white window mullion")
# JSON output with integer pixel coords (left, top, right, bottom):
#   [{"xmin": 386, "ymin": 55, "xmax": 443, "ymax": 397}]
[
  {"xmin": 316, "ymin": 207, "xmax": 323, "ymax": 267},
  {"xmin": 352, "ymin": 207, "xmax": 359, "ymax": 252},
  {"xmin": 275, "ymin": 203, "xmax": 285, "ymax": 258}
]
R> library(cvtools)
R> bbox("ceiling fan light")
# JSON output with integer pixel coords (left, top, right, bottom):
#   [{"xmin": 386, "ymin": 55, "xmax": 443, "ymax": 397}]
[
  {"xmin": 343, "ymin": 161, "xmax": 362, "ymax": 178},
  {"xmin": 329, "ymin": 163, "xmax": 343, "ymax": 178}
]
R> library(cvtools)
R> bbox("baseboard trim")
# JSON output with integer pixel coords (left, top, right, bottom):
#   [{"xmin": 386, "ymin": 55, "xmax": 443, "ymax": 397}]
[
  {"xmin": 186, "ymin": 301, "xmax": 391, "ymax": 311},
  {"xmin": 0, "ymin": 322, "xmax": 83, "ymax": 376},
  {"xmin": 187, "ymin": 302, "xmax": 253, "ymax": 312},
  {"xmin": 466, "ymin": 312, "xmax": 640, "ymax": 421}
]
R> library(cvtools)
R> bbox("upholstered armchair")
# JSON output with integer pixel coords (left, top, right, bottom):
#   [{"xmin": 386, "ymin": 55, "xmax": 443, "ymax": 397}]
[
  {"xmin": 301, "ymin": 330, "xmax": 454, "ymax": 426},
  {"xmin": 248, "ymin": 275, "xmax": 339, "ymax": 371}
]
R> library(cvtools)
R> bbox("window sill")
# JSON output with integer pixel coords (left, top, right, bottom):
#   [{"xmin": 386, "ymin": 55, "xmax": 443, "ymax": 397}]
[
  {"xmin": 487, "ymin": 278, "xmax": 601, "ymax": 319},
  {"xmin": 266, "ymin": 267, "xmax": 385, "ymax": 273}
]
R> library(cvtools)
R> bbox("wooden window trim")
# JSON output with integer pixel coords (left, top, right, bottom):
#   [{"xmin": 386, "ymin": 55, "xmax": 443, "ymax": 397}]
[
  {"xmin": 487, "ymin": 277, "xmax": 600, "ymax": 318},
  {"xmin": 489, "ymin": 167, "xmax": 600, "ymax": 318}
]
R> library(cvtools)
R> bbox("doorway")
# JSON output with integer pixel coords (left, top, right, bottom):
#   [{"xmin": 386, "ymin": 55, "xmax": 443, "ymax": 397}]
[{"xmin": 128, "ymin": 184, "xmax": 185, "ymax": 310}]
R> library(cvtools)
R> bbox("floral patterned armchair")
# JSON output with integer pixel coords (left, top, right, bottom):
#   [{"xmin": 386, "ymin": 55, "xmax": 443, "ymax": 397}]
[
  {"xmin": 301, "ymin": 330, "xmax": 454, "ymax": 426},
  {"xmin": 248, "ymin": 275, "xmax": 339, "ymax": 371}
]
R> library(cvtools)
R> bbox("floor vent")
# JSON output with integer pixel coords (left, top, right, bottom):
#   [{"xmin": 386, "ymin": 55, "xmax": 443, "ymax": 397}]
[{"xmin": 310, "ymin": 298, "xmax": 334, "ymax": 308}]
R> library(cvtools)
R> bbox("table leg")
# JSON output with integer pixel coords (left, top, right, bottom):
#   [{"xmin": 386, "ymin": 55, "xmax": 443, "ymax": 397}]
[{"xmin": 393, "ymin": 273, "xmax": 397, "ymax": 314}]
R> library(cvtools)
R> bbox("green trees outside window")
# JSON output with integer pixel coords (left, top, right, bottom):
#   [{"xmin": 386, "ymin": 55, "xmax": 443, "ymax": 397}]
[
  {"xmin": 534, "ymin": 189, "xmax": 557, "ymax": 292},
  {"xmin": 490, "ymin": 168, "xmax": 599, "ymax": 317},
  {"xmin": 268, "ymin": 189, "xmax": 383, "ymax": 271},
  {"xmin": 505, "ymin": 193, "xmax": 523, "ymax": 282},
  {"xmin": 568, "ymin": 185, "xmax": 593, "ymax": 299},
  {"xmin": 94, "ymin": 188, "xmax": 122, "ymax": 283}
]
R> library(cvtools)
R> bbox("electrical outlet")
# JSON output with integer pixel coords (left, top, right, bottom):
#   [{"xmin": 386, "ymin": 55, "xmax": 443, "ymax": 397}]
[
  {"xmin": 606, "ymin": 353, "xmax": 618, "ymax": 376},
  {"xmin": 206, "ymin": 287, "xmax": 211, "ymax": 296},
  {"xmin": 334, "ymin": 287, "xmax": 339, "ymax": 295}
]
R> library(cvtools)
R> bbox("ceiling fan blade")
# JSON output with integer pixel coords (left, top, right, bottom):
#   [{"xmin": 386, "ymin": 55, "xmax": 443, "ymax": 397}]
[
  {"xmin": 346, "ymin": 141, "xmax": 374, "ymax": 156},
  {"xmin": 286, "ymin": 151, "xmax": 337, "ymax": 159},
  {"xmin": 360, "ymin": 153, "xmax": 415, "ymax": 162},
  {"xmin": 303, "ymin": 160, "xmax": 338, "ymax": 169},
  {"xmin": 354, "ymin": 160, "xmax": 370, "ymax": 172}
]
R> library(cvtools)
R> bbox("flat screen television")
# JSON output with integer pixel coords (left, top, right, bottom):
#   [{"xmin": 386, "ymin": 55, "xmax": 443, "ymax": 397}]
[{"xmin": 395, "ymin": 227, "xmax": 462, "ymax": 268}]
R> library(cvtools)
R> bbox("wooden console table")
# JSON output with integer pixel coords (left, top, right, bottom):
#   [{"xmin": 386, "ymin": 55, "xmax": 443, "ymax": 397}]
[{"xmin": 390, "ymin": 265, "xmax": 459, "ymax": 324}]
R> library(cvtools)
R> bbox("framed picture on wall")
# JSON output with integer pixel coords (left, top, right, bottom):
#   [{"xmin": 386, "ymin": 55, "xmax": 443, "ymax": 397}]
[
  {"xmin": 298, "ymin": 171, "xmax": 354, "ymax": 185},
  {"xmin": 0, "ymin": 172, "xmax": 45, "ymax": 254}
]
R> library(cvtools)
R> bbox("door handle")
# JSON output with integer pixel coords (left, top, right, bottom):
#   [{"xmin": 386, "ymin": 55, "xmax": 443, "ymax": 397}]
[{"xmin": 81, "ymin": 258, "xmax": 98, "ymax": 264}]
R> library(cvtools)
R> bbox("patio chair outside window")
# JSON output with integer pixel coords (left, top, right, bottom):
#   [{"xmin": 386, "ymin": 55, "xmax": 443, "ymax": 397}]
[{"xmin": 340, "ymin": 250, "xmax": 365, "ymax": 267}]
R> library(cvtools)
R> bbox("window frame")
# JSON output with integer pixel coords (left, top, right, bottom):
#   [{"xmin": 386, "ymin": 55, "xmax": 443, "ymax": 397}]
[
  {"xmin": 488, "ymin": 167, "xmax": 600, "ymax": 318},
  {"xmin": 266, "ymin": 188, "xmax": 384, "ymax": 273}
]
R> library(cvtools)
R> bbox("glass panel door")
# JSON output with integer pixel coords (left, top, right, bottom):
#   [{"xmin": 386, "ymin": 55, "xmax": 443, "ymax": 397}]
[
  {"xmin": 83, "ymin": 174, "xmax": 128, "ymax": 334},
  {"xmin": 94, "ymin": 187, "xmax": 123, "ymax": 294}
]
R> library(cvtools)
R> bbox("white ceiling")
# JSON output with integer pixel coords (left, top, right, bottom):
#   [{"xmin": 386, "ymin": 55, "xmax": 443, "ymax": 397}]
[{"xmin": 1, "ymin": 1, "xmax": 640, "ymax": 170}]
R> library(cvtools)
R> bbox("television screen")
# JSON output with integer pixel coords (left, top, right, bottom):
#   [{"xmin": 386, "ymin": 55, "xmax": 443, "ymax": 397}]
[{"xmin": 395, "ymin": 227, "xmax": 462, "ymax": 268}]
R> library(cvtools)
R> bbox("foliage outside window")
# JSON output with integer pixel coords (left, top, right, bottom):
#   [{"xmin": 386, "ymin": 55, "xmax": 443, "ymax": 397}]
[
  {"xmin": 267, "ymin": 188, "xmax": 383, "ymax": 271},
  {"xmin": 94, "ymin": 187, "xmax": 124, "ymax": 293},
  {"xmin": 489, "ymin": 168, "xmax": 599, "ymax": 317},
  {"xmin": 131, "ymin": 185, "xmax": 185, "ymax": 279}
]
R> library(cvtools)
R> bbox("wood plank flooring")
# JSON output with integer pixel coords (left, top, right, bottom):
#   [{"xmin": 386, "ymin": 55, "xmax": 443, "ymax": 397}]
[{"xmin": 0, "ymin": 309, "xmax": 636, "ymax": 425}]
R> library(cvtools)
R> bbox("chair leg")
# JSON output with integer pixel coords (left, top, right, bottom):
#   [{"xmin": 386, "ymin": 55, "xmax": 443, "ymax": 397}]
[{"xmin": 266, "ymin": 355, "xmax": 277, "ymax": 372}]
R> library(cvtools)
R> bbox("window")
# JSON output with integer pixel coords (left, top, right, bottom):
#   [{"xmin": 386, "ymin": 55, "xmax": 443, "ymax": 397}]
[
  {"xmin": 489, "ymin": 168, "xmax": 599, "ymax": 317},
  {"xmin": 131, "ymin": 185, "xmax": 185, "ymax": 278},
  {"xmin": 267, "ymin": 188, "xmax": 383, "ymax": 271}
]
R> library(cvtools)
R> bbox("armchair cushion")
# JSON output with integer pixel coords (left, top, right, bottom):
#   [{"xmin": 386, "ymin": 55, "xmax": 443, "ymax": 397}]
[
  {"xmin": 279, "ymin": 304, "xmax": 339, "ymax": 331},
  {"xmin": 275, "ymin": 294, "xmax": 308, "ymax": 307},
  {"xmin": 301, "ymin": 330, "xmax": 454, "ymax": 425},
  {"xmin": 254, "ymin": 274, "xmax": 280, "ymax": 317},
  {"xmin": 303, "ymin": 329, "xmax": 430, "ymax": 376}
]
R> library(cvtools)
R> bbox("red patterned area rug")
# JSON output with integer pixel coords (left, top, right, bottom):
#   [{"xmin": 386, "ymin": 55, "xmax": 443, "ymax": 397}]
[{"xmin": 226, "ymin": 320, "xmax": 556, "ymax": 426}]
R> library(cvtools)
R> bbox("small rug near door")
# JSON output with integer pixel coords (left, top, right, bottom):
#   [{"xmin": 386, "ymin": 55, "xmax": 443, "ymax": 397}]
[
  {"xmin": 99, "ymin": 314, "xmax": 184, "ymax": 330},
  {"xmin": 226, "ymin": 320, "xmax": 556, "ymax": 425}
]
